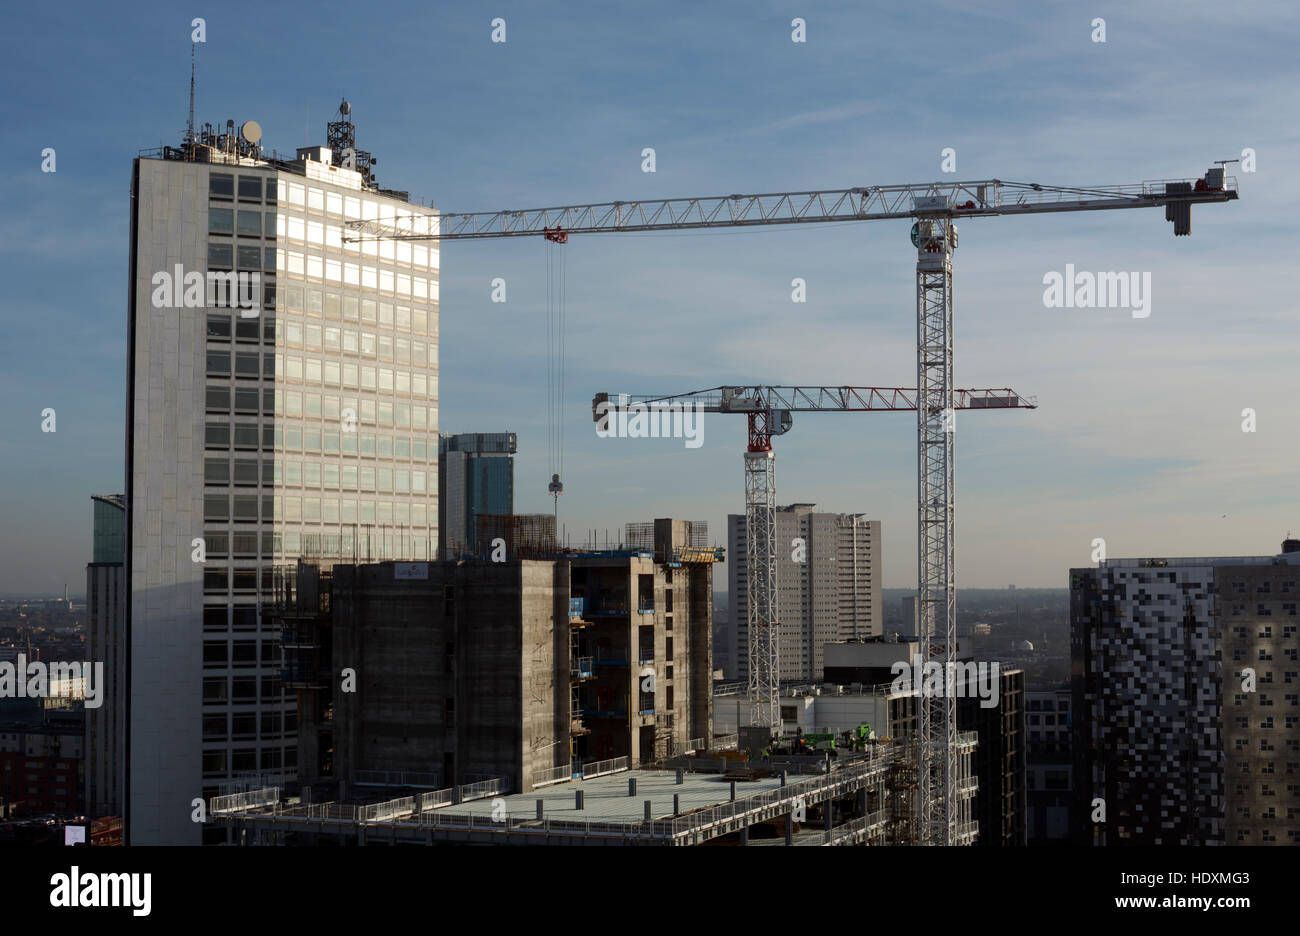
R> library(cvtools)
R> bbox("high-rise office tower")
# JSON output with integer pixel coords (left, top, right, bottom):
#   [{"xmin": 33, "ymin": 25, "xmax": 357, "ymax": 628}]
[
  {"xmin": 438, "ymin": 432, "xmax": 516, "ymax": 557},
  {"xmin": 729, "ymin": 505, "xmax": 881, "ymax": 684},
  {"xmin": 1070, "ymin": 543, "xmax": 1300, "ymax": 846},
  {"xmin": 125, "ymin": 110, "xmax": 440, "ymax": 843}
]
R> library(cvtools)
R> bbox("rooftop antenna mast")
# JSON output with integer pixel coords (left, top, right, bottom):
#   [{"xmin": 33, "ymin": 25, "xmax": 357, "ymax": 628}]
[{"xmin": 186, "ymin": 42, "xmax": 196, "ymax": 151}]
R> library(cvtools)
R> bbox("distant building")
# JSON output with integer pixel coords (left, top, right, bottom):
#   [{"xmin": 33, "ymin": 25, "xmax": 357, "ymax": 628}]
[
  {"xmin": 0, "ymin": 719, "xmax": 83, "ymax": 816},
  {"xmin": 729, "ymin": 505, "xmax": 881, "ymax": 684},
  {"xmin": 957, "ymin": 668, "xmax": 1026, "ymax": 847},
  {"xmin": 1025, "ymin": 685, "xmax": 1072, "ymax": 845},
  {"xmin": 85, "ymin": 494, "xmax": 126, "ymax": 820},
  {"xmin": 900, "ymin": 596, "xmax": 919, "ymax": 638},
  {"xmin": 438, "ymin": 433, "xmax": 516, "ymax": 558},
  {"xmin": 1071, "ymin": 543, "xmax": 1300, "ymax": 846}
]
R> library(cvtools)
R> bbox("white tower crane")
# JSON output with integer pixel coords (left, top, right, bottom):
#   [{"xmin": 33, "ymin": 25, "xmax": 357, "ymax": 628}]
[{"xmin": 348, "ymin": 164, "xmax": 1239, "ymax": 844}]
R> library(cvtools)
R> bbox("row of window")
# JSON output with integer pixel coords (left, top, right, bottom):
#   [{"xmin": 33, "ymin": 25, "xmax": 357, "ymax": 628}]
[
  {"xmin": 202, "ymin": 675, "xmax": 283, "ymax": 704},
  {"xmin": 277, "ymin": 250, "xmax": 438, "ymax": 298},
  {"xmin": 207, "ymin": 349, "xmax": 438, "ymax": 400},
  {"xmin": 201, "ymin": 638, "xmax": 280, "ymax": 663},
  {"xmin": 198, "ymin": 532, "xmax": 430, "ymax": 567},
  {"xmin": 203, "ymin": 495, "xmax": 432, "ymax": 525},
  {"xmin": 203, "ymin": 420, "xmax": 436, "ymax": 464},
  {"xmin": 202, "ymin": 747, "xmax": 296, "ymax": 778},
  {"xmin": 278, "ymin": 288, "xmax": 433, "ymax": 332},
  {"xmin": 210, "ymin": 173, "xmax": 273, "ymax": 202},
  {"xmin": 282, "ymin": 324, "xmax": 435, "ymax": 364},
  {"xmin": 273, "ymin": 214, "xmax": 437, "ymax": 271},
  {"xmin": 205, "ymin": 416, "xmax": 437, "ymax": 450},
  {"xmin": 204, "ymin": 709, "xmax": 291, "ymax": 732},
  {"xmin": 210, "ymin": 207, "xmax": 273, "ymax": 238},
  {"xmin": 278, "ymin": 359, "xmax": 437, "ymax": 401}
]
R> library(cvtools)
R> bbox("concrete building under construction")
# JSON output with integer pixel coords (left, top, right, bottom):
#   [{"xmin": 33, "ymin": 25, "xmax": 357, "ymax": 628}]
[{"xmin": 272, "ymin": 518, "xmax": 718, "ymax": 796}]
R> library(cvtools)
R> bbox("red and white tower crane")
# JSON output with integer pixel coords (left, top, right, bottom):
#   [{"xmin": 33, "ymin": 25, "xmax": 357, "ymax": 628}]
[
  {"xmin": 348, "ymin": 164, "xmax": 1238, "ymax": 845},
  {"xmin": 593, "ymin": 385, "xmax": 1036, "ymax": 737}
]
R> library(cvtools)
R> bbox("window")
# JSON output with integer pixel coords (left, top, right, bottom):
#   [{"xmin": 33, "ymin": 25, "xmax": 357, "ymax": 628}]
[
  {"xmin": 204, "ymin": 422, "xmax": 230, "ymax": 446},
  {"xmin": 209, "ymin": 207, "xmax": 234, "ymax": 235},
  {"xmin": 209, "ymin": 174, "xmax": 234, "ymax": 198},
  {"xmin": 208, "ymin": 242, "xmax": 233, "ymax": 268},
  {"xmin": 233, "ymin": 423, "xmax": 260, "ymax": 448},
  {"xmin": 238, "ymin": 175, "xmax": 263, "ymax": 200},
  {"xmin": 204, "ymin": 459, "xmax": 229, "ymax": 484},
  {"xmin": 235, "ymin": 352, "xmax": 260, "ymax": 378},
  {"xmin": 204, "ymin": 495, "xmax": 229, "ymax": 521},
  {"xmin": 206, "ymin": 386, "xmax": 230, "ymax": 412}
]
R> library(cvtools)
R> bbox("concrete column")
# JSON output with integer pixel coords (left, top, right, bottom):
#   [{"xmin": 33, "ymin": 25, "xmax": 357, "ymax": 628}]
[
  {"xmin": 629, "ymin": 778, "xmax": 637, "ymax": 796},
  {"xmin": 784, "ymin": 813, "xmax": 793, "ymax": 846},
  {"xmin": 575, "ymin": 789, "xmax": 584, "ymax": 810},
  {"xmin": 780, "ymin": 771, "xmax": 787, "ymax": 787},
  {"xmin": 536, "ymin": 799, "xmax": 544, "ymax": 820},
  {"xmin": 673, "ymin": 793, "xmax": 680, "ymax": 815},
  {"xmin": 739, "ymin": 825, "xmax": 749, "ymax": 846},
  {"xmin": 729, "ymin": 780, "xmax": 736, "ymax": 802},
  {"xmin": 644, "ymin": 800, "xmax": 652, "ymax": 821},
  {"xmin": 675, "ymin": 769, "xmax": 684, "ymax": 785},
  {"xmin": 824, "ymin": 800, "xmax": 833, "ymax": 842}
]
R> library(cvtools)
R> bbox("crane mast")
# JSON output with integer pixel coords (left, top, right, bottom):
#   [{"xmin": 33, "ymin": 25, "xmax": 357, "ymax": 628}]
[{"xmin": 357, "ymin": 165, "xmax": 1238, "ymax": 844}]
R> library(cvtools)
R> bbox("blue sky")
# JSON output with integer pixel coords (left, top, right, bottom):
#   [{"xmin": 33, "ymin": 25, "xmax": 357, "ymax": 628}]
[{"xmin": 1, "ymin": 0, "xmax": 1297, "ymax": 595}]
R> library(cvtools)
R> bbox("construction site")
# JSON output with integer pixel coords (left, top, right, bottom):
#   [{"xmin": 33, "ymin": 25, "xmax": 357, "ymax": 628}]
[
  {"xmin": 273, "ymin": 519, "xmax": 719, "ymax": 796},
  {"xmin": 208, "ymin": 733, "xmax": 977, "ymax": 846}
]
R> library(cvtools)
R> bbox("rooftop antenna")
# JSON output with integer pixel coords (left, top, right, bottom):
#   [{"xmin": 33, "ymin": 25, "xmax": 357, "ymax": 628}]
[{"xmin": 186, "ymin": 42, "xmax": 196, "ymax": 149}]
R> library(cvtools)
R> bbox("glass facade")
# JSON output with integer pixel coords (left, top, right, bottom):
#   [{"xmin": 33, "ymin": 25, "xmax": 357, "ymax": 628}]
[
  {"xmin": 91, "ymin": 495, "xmax": 126, "ymax": 564},
  {"xmin": 199, "ymin": 164, "xmax": 440, "ymax": 788}
]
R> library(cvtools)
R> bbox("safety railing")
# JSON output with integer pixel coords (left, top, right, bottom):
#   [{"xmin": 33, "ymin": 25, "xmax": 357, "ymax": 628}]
[
  {"xmin": 209, "ymin": 786, "xmax": 279, "ymax": 815},
  {"xmin": 711, "ymin": 733, "xmax": 739, "ymax": 751},
  {"xmin": 531, "ymin": 764, "xmax": 576, "ymax": 789},
  {"xmin": 420, "ymin": 788, "xmax": 453, "ymax": 811},
  {"xmin": 572, "ymin": 657, "xmax": 594, "ymax": 679},
  {"xmin": 578, "ymin": 756, "xmax": 629, "ymax": 780},
  {"xmin": 457, "ymin": 777, "xmax": 506, "ymax": 803},
  {"xmin": 359, "ymin": 795, "xmax": 417, "ymax": 822}
]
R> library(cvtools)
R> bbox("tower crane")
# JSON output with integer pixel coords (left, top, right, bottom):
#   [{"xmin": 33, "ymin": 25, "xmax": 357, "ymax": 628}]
[
  {"xmin": 347, "ymin": 163, "xmax": 1239, "ymax": 845},
  {"xmin": 592, "ymin": 385, "xmax": 1036, "ymax": 735}
]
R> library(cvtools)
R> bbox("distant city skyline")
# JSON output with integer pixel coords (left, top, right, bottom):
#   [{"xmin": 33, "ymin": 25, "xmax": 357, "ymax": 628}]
[{"xmin": 2, "ymin": 2, "xmax": 1297, "ymax": 595}]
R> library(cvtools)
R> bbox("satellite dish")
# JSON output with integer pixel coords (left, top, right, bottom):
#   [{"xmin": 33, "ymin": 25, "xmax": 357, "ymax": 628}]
[
  {"xmin": 240, "ymin": 120, "xmax": 262, "ymax": 144},
  {"xmin": 339, "ymin": 99, "xmax": 351, "ymax": 116}
]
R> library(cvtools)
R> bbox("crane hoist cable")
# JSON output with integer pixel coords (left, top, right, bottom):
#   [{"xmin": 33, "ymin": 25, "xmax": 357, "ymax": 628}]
[{"xmin": 544, "ymin": 227, "xmax": 568, "ymax": 518}]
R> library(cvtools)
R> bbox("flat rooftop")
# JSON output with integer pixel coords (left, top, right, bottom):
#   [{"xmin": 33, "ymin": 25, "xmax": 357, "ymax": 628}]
[{"xmin": 453, "ymin": 768, "xmax": 790, "ymax": 825}]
